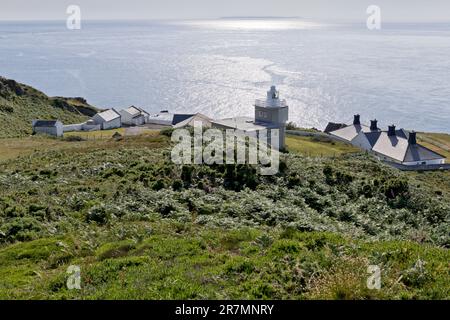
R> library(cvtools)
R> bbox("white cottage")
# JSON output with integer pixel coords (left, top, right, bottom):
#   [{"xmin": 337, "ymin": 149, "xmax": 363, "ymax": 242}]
[
  {"xmin": 371, "ymin": 127, "xmax": 445, "ymax": 166},
  {"xmin": 327, "ymin": 116, "xmax": 446, "ymax": 166},
  {"xmin": 92, "ymin": 109, "xmax": 121, "ymax": 130},
  {"xmin": 32, "ymin": 120, "xmax": 63, "ymax": 137},
  {"xmin": 119, "ymin": 106, "xmax": 150, "ymax": 126}
]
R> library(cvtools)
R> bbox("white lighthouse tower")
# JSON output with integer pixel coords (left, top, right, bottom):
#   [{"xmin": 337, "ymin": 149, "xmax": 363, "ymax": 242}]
[{"xmin": 254, "ymin": 86, "xmax": 289, "ymax": 149}]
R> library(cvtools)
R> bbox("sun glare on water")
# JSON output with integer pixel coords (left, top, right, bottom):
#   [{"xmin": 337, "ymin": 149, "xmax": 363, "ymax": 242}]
[{"xmin": 182, "ymin": 19, "xmax": 325, "ymax": 31}]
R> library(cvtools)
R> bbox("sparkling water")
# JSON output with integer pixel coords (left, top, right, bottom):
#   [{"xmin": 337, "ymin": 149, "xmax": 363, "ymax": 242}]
[{"xmin": 1, "ymin": 19, "xmax": 449, "ymax": 132}]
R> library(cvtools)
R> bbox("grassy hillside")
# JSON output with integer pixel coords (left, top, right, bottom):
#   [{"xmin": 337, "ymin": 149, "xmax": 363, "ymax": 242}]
[
  {"xmin": 0, "ymin": 77, "xmax": 99, "ymax": 138},
  {"xmin": 0, "ymin": 131, "xmax": 448, "ymax": 299},
  {"xmin": 286, "ymin": 135, "xmax": 360, "ymax": 157},
  {"xmin": 418, "ymin": 132, "xmax": 450, "ymax": 160}
]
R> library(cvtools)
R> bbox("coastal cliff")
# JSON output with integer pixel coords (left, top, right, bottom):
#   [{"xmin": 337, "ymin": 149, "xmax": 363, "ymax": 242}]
[{"xmin": 0, "ymin": 77, "xmax": 99, "ymax": 138}]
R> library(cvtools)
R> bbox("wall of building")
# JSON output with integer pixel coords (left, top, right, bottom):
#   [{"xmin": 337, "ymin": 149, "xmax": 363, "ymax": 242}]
[
  {"xmin": 119, "ymin": 111, "xmax": 133, "ymax": 125},
  {"xmin": 130, "ymin": 116, "xmax": 145, "ymax": 126},
  {"xmin": 351, "ymin": 132, "xmax": 372, "ymax": 151},
  {"xmin": 63, "ymin": 123, "xmax": 84, "ymax": 132},
  {"xmin": 101, "ymin": 117, "xmax": 121, "ymax": 130},
  {"xmin": 255, "ymin": 106, "xmax": 288, "ymax": 124},
  {"xmin": 403, "ymin": 158, "xmax": 446, "ymax": 166},
  {"xmin": 82, "ymin": 123, "xmax": 102, "ymax": 131},
  {"xmin": 34, "ymin": 126, "xmax": 62, "ymax": 137}
]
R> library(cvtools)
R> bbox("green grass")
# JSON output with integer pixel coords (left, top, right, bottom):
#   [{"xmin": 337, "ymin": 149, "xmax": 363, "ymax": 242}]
[
  {"xmin": 0, "ymin": 131, "xmax": 448, "ymax": 300},
  {"xmin": 0, "ymin": 224, "xmax": 448, "ymax": 299},
  {"xmin": 418, "ymin": 132, "xmax": 450, "ymax": 160},
  {"xmin": 64, "ymin": 128, "xmax": 160, "ymax": 140},
  {"xmin": 0, "ymin": 132, "xmax": 168, "ymax": 162},
  {"xmin": 286, "ymin": 134, "xmax": 360, "ymax": 157},
  {"xmin": 0, "ymin": 77, "xmax": 98, "ymax": 138}
]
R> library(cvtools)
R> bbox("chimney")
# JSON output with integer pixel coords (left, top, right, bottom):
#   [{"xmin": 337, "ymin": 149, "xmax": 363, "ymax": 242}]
[
  {"xmin": 370, "ymin": 119, "xmax": 378, "ymax": 131},
  {"xmin": 388, "ymin": 125, "xmax": 396, "ymax": 136},
  {"xmin": 408, "ymin": 131, "xmax": 417, "ymax": 144},
  {"xmin": 353, "ymin": 114, "xmax": 360, "ymax": 125}
]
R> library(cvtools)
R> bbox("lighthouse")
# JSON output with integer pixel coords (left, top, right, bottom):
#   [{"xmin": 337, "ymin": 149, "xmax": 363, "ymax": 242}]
[
  {"xmin": 254, "ymin": 86, "xmax": 289, "ymax": 149},
  {"xmin": 211, "ymin": 85, "xmax": 289, "ymax": 151}
]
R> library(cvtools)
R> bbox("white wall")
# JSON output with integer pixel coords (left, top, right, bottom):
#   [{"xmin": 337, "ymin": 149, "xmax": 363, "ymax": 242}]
[
  {"xmin": 351, "ymin": 132, "xmax": 372, "ymax": 151},
  {"xmin": 63, "ymin": 123, "xmax": 84, "ymax": 132},
  {"xmin": 403, "ymin": 159, "xmax": 446, "ymax": 166},
  {"xmin": 102, "ymin": 117, "xmax": 121, "ymax": 130},
  {"xmin": 34, "ymin": 126, "xmax": 63, "ymax": 137},
  {"xmin": 119, "ymin": 110, "xmax": 133, "ymax": 125},
  {"xmin": 82, "ymin": 123, "xmax": 102, "ymax": 131}
]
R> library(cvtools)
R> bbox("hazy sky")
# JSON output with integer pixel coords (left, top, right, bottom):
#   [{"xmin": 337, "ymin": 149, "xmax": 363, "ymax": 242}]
[{"xmin": 1, "ymin": 0, "xmax": 449, "ymax": 22}]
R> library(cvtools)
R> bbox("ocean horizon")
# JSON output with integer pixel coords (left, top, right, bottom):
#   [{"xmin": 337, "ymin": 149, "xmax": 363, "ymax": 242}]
[{"xmin": 1, "ymin": 19, "xmax": 449, "ymax": 133}]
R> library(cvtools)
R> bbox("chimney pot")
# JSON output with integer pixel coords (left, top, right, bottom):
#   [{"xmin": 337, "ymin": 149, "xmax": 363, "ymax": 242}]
[
  {"xmin": 353, "ymin": 114, "xmax": 361, "ymax": 125},
  {"xmin": 370, "ymin": 119, "xmax": 378, "ymax": 131},
  {"xmin": 409, "ymin": 131, "xmax": 417, "ymax": 144},
  {"xmin": 388, "ymin": 125, "xmax": 396, "ymax": 136}
]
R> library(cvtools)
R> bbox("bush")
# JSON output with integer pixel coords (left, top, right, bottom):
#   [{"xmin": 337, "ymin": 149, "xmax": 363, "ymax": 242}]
[
  {"xmin": 63, "ymin": 135, "xmax": 85, "ymax": 142},
  {"xmin": 152, "ymin": 179, "xmax": 165, "ymax": 191},
  {"xmin": 160, "ymin": 128, "xmax": 175, "ymax": 137},
  {"xmin": 383, "ymin": 179, "xmax": 409, "ymax": 199},
  {"xmin": 0, "ymin": 104, "xmax": 14, "ymax": 113},
  {"xmin": 85, "ymin": 204, "xmax": 122, "ymax": 225},
  {"xmin": 172, "ymin": 179, "xmax": 183, "ymax": 191},
  {"xmin": 96, "ymin": 240, "xmax": 136, "ymax": 261},
  {"xmin": 1, "ymin": 217, "xmax": 41, "ymax": 242}
]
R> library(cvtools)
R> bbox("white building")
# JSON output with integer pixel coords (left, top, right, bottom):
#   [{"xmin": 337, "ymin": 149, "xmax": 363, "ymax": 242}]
[
  {"xmin": 371, "ymin": 127, "xmax": 445, "ymax": 166},
  {"xmin": 32, "ymin": 120, "xmax": 63, "ymax": 137},
  {"xmin": 326, "ymin": 115, "xmax": 380, "ymax": 151},
  {"xmin": 147, "ymin": 111, "xmax": 194, "ymax": 127},
  {"xmin": 173, "ymin": 113, "xmax": 213, "ymax": 129},
  {"xmin": 92, "ymin": 109, "xmax": 121, "ymax": 130},
  {"xmin": 119, "ymin": 106, "xmax": 150, "ymax": 126},
  {"xmin": 327, "ymin": 116, "xmax": 446, "ymax": 166},
  {"xmin": 212, "ymin": 86, "xmax": 289, "ymax": 150}
]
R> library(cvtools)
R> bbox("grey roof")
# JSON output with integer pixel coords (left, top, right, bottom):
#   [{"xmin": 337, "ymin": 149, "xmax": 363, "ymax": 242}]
[
  {"xmin": 372, "ymin": 132, "xmax": 409, "ymax": 161},
  {"xmin": 148, "ymin": 112, "xmax": 174, "ymax": 124},
  {"xmin": 212, "ymin": 116, "xmax": 280, "ymax": 132},
  {"xmin": 324, "ymin": 122, "xmax": 347, "ymax": 133},
  {"xmin": 330, "ymin": 124, "xmax": 372, "ymax": 142},
  {"xmin": 137, "ymin": 107, "xmax": 150, "ymax": 116},
  {"xmin": 123, "ymin": 106, "xmax": 142, "ymax": 117},
  {"xmin": 173, "ymin": 113, "xmax": 213, "ymax": 129},
  {"xmin": 172, "ymin": 114, "xmax": 195, "ymax": 125},
  {"xmin": 33, "ymin": 120, "xmax": 60, "ymax": 127},
  {"xmin": 395, "ymin": 129, "xmax": 408, "ymax": 139},
  {"xmin": 123, "ymin": 106, "xmax": 150, "ymax": 117},
  {"xmin": 96, "ymin": 109, "xmax": 120, "ymax": 122},
  {"xmin": 372, "ymin": 132, "xmax": 444, "ymax": 162},
  {"xmin": 147, "ymin": 112, "xmax": 195, "ymax": 125},
  {"xmin": 404, "ymin": 144, "xmax": 446, "ymax": 162},
  {"xmin": 363, "ymin": 131, "xmax": 382, "ymax": 147}
]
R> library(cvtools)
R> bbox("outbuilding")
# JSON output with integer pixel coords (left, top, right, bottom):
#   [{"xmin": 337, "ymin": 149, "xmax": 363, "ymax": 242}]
[
  {"xmin": 92, "ymin": 109, "xmax": 121, "ymax": 130},
  {"xmin": 119, "ymin": 106, "xmax": 150, "ymax": 126},
  {"xmin": 32, "ymin": 120, "xmax": 63, "ymax": 137}
]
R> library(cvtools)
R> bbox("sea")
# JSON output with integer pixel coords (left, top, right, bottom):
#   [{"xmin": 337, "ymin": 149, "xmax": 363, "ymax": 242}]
[{"xmin": 0, "ymin": 19, "xmax": 449, "ymax": 132}]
